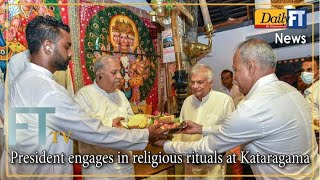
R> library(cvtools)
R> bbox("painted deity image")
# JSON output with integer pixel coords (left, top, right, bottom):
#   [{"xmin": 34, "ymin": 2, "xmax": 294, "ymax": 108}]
[
  {"xmin": 84, "ymin": 7, "xmax": 157, "ymax": 105},
  {"xmin": 0, "ymin": 0, "xmax": 67, "ymax": 82}
]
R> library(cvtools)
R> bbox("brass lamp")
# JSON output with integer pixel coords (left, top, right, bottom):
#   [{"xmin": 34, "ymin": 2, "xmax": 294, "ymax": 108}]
[
  {"xmin": 183, "ymin": 0, "xmax": 214, "ymax": 65},
  {"xmin": 150, "ymin": 0, "xmax": 167, "ymax": 17},
  {"xmin": 150, "ymin": 11, "xmax": 158, "ymax": 23}
]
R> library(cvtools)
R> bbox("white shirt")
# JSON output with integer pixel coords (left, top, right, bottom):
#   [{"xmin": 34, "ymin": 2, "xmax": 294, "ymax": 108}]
[
  {"xmin": 1, "ymin": 63, "xmax": 149, "ymax": 179},
  {"xmin": 165, "ymin": 74, "xmax": 320, "ymax": 180},
  {"xmin": 75, "ymin": 82, "xmax": 135, "ymax": 179},
  {"xmin": 305, "ymin": 81, "xmax": 319, "ymax": 131},
  {"xmin": 8, "ymin": 50, "xmax": 74, "ymax": 97},
  {"xmin": 220, "ymin": 84, "xmax": 244, "ymax": 107},
  {"xmin": 179, "ymin": 90, "xmax": 235, "ymax": 142},
  {"xmin": 178, "ymin": 90, "xmax": 234, "ymax": 179},
  {"xmin": 8, "ymin": 50, "xmax": 30, "ymax": 85}
]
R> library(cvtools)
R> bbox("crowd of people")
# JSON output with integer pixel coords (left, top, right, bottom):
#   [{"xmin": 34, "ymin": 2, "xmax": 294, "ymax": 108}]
[{"xmin": 0, "ymin": 15, "xmax": 319, "ymax": 180}]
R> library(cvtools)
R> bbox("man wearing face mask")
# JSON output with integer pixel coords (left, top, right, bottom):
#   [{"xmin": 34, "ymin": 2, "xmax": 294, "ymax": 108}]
[{"xmin": 301, "ymin": 58, "xmax": 319, "ymax": 150}]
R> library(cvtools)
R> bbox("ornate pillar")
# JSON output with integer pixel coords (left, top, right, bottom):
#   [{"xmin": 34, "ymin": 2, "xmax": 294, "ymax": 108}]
[{"xmin": 174, "ymin": 0, "xmax": 198, "ymax": 112}]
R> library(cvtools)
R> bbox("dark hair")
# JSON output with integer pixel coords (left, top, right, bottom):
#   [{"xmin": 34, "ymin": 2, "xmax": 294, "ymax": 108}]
[
  {"xmin": 302, "ymin": 56, "xmax": 319, "ymax": 65},
  {"xmin": 221, "ymin": 69, "xmax": 233, "ymax": 78},
  {"xmin": 26, "ymin": 16, "xmax": 70, "ymax": 54}
]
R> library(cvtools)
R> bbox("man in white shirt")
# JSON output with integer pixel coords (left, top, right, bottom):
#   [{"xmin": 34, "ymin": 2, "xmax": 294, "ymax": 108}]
[
  {"xmin": 178, "ymin": 64, "xmax": 234, "ymax": 179},
  {"xmin": 75, "ymin": 55, "xmax": 136, "ymax": 179},
  {"xmin": 301, "ymin": 58, "xmax": 319, "ymax": 150},
  {"xmin": 0, "ymin": 49, "xmax": 75, "ymax": 166},
  {"xmin": 156, "ymin": 38, "xmax": 320, "ymax": 180},
  {"xmin": 1, "ymin": 15, "xmax": 166, "ymax": 179},
  {"xmin": 220, "ymin": 69, "xmax": 244, "ymax": 107},
  {"xmin": 8, "ymin": 50, "xmax": 74, "ymax": 97}
]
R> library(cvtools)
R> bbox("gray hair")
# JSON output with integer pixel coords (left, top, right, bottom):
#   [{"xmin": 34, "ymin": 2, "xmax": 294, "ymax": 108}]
[
  {"xmin": 236, "ymin": 38, "xmax": 277, "ymax": 70},
  {"xmin": 191, "ymin": 64, "xmax": 213, "ymax": 82},
  {"xmin": 93, "ymin": 55, "xmax": 115, "ymax": 76}
]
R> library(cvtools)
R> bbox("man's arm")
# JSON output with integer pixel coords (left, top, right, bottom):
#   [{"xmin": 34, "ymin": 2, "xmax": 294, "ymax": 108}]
[
  {"xmin": 43, "ymin": 91, "xmax": 161, "ymax": 151},
  {"xmin": 163, "ymin": 104, "xmax": 264, "ymax": 154}
]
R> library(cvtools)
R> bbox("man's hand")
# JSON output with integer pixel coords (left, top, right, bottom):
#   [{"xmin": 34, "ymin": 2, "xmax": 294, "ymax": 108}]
[
  {"xmin": 112, "ymin": 117, "xmax": 125, "ymax": 128},
  {"xmin": 147, "ymin": 124, "xmax": 168, "ymax": 143},
  {"xmin": 153, "ymin": 139, "xmax": 167, "ymax": 148},
  {"xmin": 180, "ymin": 120, "xmax": 203, "ymax": 134}
]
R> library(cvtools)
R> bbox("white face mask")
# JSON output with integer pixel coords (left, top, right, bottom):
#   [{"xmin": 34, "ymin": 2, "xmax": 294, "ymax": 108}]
[{"xmin": 301, "ymin": 72, "xmax": 313, "ymax": 85}]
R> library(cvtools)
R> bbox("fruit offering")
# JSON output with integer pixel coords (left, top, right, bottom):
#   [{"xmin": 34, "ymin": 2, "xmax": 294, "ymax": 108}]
[
  {"xmin": 127, "ymin": 114, "xmax": 148, "ymax": 129},
  {"xmin": 127, "ymin": 113, "xmax": 181, "ymax": 130}
]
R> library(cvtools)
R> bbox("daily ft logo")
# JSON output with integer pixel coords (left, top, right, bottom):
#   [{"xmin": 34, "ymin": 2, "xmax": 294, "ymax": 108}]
[{"xmin": 255, "ymin": 9, "xmax": 307, "ymax": 29}]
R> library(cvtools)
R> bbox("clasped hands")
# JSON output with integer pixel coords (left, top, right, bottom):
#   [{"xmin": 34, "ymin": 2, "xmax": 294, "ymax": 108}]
[
  {"xmin": 151, "ymin": 120, "xmax": 203, "ymax": 147},
  {"xmin": 112, "ymin": 117, "xmax": 203, "ymax": 146},
  {"xmin": 112, "ymin": 117, "xmax": 171, "ymax": 143}
]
